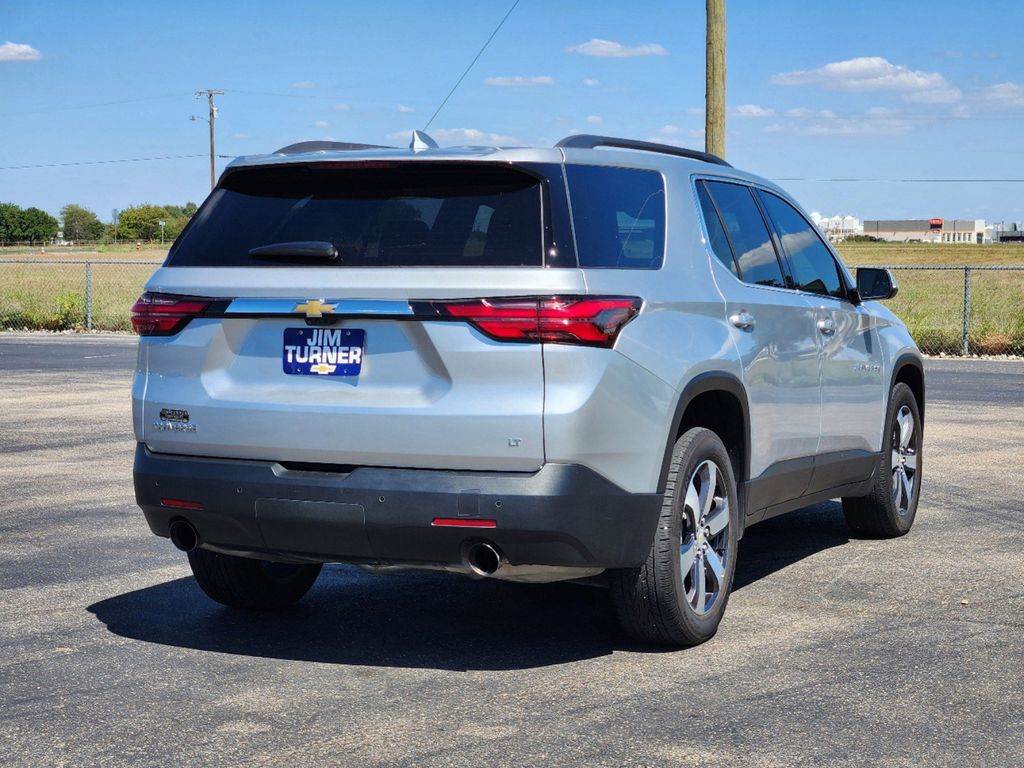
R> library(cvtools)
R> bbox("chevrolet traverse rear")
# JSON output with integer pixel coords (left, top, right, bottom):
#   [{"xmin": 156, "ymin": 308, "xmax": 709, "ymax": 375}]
[{"xmin": 133, "ymin": 134, "xmax": 924, "ymax": 646}]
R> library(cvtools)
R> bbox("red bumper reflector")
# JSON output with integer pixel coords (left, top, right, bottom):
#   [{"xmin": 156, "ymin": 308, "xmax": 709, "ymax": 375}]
[
  {"xmin": 160, "ymin": 498, "xmax": 204, "ymax": 511},
  {"xmin": 431, "ymin": 518, "xmax": 498, "ymax": 528}
]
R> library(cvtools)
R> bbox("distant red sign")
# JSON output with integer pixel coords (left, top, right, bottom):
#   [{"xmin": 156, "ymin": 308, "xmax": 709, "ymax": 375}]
[{"xmin": 929, "ymin": 218, "xmax": 944, "ymax": 229}]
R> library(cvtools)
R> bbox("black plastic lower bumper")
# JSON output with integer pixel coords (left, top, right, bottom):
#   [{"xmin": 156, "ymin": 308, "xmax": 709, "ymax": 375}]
[{"xmin": 133, "ymin": 445, "xmax": 662, "ymax": 569}]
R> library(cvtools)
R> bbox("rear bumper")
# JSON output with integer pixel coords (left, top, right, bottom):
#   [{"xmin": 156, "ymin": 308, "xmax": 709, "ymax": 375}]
[{"xmin": 133, "ymin": 445, "xmax": 662, "ymax": 569}]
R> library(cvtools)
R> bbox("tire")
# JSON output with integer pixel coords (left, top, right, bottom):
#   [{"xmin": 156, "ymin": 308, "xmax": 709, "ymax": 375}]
[
  {"xmin": 842, "ymin": 382, "xmax": 922, "ymax": 538},
  {"xmin": 187, "ymin": 548, "xmax": 322, "ymax": 610},
  {"xmin": 609, "ymin": 427, "xmax": 740, "ymax": 646}
]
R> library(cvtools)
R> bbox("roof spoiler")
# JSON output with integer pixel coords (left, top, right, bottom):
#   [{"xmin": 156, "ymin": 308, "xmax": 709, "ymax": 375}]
[
  {"xmin": 274, "ymin": 140, "xmax": 394, "ymax": 154},
  {"xmin": 555, "ymin": 134, "xmax": 731, "ymax": 167}
]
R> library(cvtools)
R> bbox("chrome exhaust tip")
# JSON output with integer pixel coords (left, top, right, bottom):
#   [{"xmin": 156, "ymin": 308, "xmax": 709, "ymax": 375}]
[
  {"xmin": 464, "ymin": 542, "xmax": 503, "ymax": 576},
  {"xmin": 168, "ymin": 519, "xmax": 200, "ymax": 552}
]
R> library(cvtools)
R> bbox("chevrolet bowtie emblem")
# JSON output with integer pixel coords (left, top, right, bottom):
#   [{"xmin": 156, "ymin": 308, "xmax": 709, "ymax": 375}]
[
  {"xmin": 294, "ymin": 299, "xmax": 337, "ymax": 318},
  {"xmin": 309, "ymin": 363, "xmax": 337, "ymax": 375}
]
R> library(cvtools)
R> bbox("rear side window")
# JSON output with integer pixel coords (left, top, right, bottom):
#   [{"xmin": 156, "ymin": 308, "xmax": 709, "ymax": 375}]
[
  {"xmin": 695, "ymin": 181, "xmax": 738, "ymax": 276},
  {"xmin": 703, "ymin": 181, "xmax": 786, "ymax": 288},
  {"xmin": 566, "ymin": 166, "xmax": 665, "ymax": 269},
  {"xmin": 756, "ymin": 190, "xmax": 846, "ymax": 299},
  {"xmin": 166, "ymin": 163, "xmax": 544, "ymax": 267}
]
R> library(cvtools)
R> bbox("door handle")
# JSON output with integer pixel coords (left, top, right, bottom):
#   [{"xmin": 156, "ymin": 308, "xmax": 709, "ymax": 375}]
[
  {"xmin": 816, "ymin": 317, "xmax": 836, "ymax": 335},
  {"xmin": 729, "ymin": 311, "xmax": 755, "ymax": 331}
]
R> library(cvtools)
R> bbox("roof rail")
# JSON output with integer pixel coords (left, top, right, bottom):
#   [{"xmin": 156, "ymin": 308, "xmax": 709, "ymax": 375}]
[
  {"xmin": 555, "ymin": 134, "xmax": 731, "ymax": 167},
  {"xmin": 274, "ymin": 140, "xmax": 394, "ymax": 154}
]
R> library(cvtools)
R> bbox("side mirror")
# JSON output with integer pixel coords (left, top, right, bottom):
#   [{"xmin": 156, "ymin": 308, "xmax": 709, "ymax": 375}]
[{"xmin": 856, "ymin": 267, "xmax": 899, "ymax": 301}]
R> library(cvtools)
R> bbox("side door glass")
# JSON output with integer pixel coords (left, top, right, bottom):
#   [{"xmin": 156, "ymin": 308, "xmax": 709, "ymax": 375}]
[
  {"xmin": 695, "ymin": 181, "xmax": 739, "ymax": 276},
  {"xmin": 756, "ymin": 190, "xmax": 846, "ymax": 299},
  {"xmin": 703, "ymin": 181, "xmax": 787, "ymax": 289}
]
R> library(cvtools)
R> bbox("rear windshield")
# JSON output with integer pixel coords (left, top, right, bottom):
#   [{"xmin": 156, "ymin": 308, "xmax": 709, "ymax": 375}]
[
  {"xmin": 565, "ymin": 165, "xmax": 665, "ymax": 269},
  {"xmin": 166, "ymin": 163, "xmax": 545, "ymax": 267}
]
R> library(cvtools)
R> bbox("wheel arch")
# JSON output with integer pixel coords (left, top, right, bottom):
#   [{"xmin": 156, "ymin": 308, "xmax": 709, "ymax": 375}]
[
  {"xmin": 660, "ymin": 372, "xmax": 750, "ymax": 495},
  {"xmin": 891, "ymin": 353, "xmax": 926, "ymax": 423}
]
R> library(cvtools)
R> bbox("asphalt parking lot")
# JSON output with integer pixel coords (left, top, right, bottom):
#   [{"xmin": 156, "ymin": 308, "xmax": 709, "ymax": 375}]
[{"xmin": 1, "ymin": 334, "xmax": 1022, "ymax": 767}]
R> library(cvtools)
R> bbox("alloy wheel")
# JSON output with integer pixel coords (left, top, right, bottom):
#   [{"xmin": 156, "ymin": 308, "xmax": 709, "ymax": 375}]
[
  {"xmin": 891, "ymin": 405, "xmax": 919, "ymax": 516},
  {"xmin": 680, "ymin": 459, "xmax": 730, "ymax": 615}
]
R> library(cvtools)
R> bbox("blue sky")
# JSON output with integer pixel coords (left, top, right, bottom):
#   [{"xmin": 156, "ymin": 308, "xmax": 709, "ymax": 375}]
[{"xmin": 2, "ymin": 0, "xmax": 1024, "ymax": 224}]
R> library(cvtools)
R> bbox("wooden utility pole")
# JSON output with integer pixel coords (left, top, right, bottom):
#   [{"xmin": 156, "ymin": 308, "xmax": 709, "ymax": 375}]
[
  {"xmin": 705, "ymin": 0, "xmax": 726, "ymax": 159},
  {"xmin": 195, "ymin": 89, "xmax": 224, "ymax": 190}
]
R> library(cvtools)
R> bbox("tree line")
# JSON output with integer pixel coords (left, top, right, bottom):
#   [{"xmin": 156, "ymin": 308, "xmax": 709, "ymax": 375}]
[{"xmin": 0, "ymin": 201, "xmax": 199, "ymax": 245}]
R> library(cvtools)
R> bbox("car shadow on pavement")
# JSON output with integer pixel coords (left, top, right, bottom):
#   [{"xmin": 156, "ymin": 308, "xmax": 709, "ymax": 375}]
[
  {"xmin": 733, "ymin": 500, "xmax": 850, "ymax": 590},
  {"xmin": 87, "ymin": 501, "xmax": 850, "ymax": 671}
]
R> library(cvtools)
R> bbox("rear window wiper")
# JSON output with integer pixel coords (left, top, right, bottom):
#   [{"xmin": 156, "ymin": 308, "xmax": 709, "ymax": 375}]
[{"xmin": 247, "ymin": 241, "xmax": 339, "ymax": 260}]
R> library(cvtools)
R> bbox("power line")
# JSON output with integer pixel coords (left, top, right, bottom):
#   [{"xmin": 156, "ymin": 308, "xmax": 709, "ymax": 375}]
[
  {"xmin": 423, "ymin": 0, "xmax": 521, "ymax": 131},
  {"xmin": 0, "ymin": 154, "xmax": 232, "ymax": 171},
  {"xmin": 0, "ymin": 93, "xmax": 190, "ymax": 118},
  {"xmin": 223, "ymin": 88, "xmax": 320, "ymax": 100},
  {"xmin": 758, "ymin": 112, "xmax": 1024, "ymax": 122}
]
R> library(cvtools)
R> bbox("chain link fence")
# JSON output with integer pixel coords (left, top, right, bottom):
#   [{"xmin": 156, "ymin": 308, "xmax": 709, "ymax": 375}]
[
  {"xmin": 858, "ymin": 265, "xmax": 1024, "ymax": 356},
  {"xmin": 0, "ymin": 259, "xmax": 161, "ymax": 332},
  {"xmin": 1, "ymin": 259, "xmax": 1022, "ymax": 355}
]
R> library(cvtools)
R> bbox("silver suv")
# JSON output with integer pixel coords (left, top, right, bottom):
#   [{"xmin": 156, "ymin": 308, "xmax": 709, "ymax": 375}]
[{"xmin": 132, "ymin": 133, "xmax": 924, "ymax": 646}]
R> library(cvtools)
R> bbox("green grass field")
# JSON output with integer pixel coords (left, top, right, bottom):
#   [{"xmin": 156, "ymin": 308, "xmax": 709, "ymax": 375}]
[
  {"xmin": 1, "ymin": 242, "xmax": 1022, "ymax": 354},
  {"xmin": 837, "ymin": 242, "xmax": 1024, "ymax": 355},
  {"xmin": 0, "ymin": 246, "xmax": 164, "ymax": 332}
]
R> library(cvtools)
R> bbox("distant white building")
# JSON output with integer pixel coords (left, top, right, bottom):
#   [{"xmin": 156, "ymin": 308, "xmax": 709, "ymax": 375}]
[
  {"xmin": 810, "ymin": 212, "xmax": 863, "ymax": 242},
  {"xmin": 862, "ymin": 219, "xmax": 988, "ymax": 244}
]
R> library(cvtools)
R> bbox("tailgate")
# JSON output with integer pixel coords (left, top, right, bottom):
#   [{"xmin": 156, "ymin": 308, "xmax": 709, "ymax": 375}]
[{"xmin": 134, "ymin": 267, "xmax": 588, "ymax": 471}]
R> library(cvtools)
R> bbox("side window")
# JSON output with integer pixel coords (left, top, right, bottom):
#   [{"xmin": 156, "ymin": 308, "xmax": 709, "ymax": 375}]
[
  {"xmin": 695, "ymin": 181, "xmax": 738, "ymax": 276},
  {"xmin": 757, "ymin": 191, "xmax": 846, "ymax": 299},
  {"xmin": 565, "ymin": 165, "xmax": 665, "ymax": 269},
  {"xmin": 704, "ymin": 181, "xmax": 786, "ymax": 288}
]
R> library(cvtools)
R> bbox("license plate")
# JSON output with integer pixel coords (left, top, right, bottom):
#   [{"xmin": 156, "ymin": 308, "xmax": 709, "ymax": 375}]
[{"xmin": 282, "ymin": 328, "xmax": 365, "ymax": 376}]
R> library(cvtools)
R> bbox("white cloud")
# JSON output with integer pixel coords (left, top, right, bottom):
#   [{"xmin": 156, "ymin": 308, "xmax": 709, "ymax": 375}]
[
  {"xmin": 315, "ymin": 120, "xmax": 329, "ymax": 129},
  {"xmin": 771, "ymin": 57, "xmax": 955, "ymax": 97},
  {"xmin": 785, "ymin": 107, "xmax": 835, "ymax": 119},
  {"xmin": 731, "ymin": 104, "xmax": 775, "ymax": 118},
  {"xmin": 686, "ymin": 106, "xmax": 705, "ymax": 117},
  {"xmin": 586, "ymin": 115, "xmax": 603, "ymax": 125},
  {"xmin": 972, "ymin": 82, "xmax": 1024, "ymax": 109},
  {"xmin": 766, "ymin": 106, "xmax": 912, "ymax": 136},
  {"xmin": 566, "ymin": 38, "xmax": 668, "ymax": 58},
  {"xmin": 291, "ymin": 80, "xmax": 316, "ymax": 89},
  {"xmin": 484, "ymin": 75, "xmax": 554, "ymax": 87},
  {"xmin": 583, "ymin": 78, "xmax": 601, "ymax": 87},
  {"xmin": 333, "ymin": 103, "xmax": 351, "ymax": 112},
  {"xmin": 387, "ymin": 127, "xmax": 519, "ymax": 146},
  {"xmin": 431, "ymin": 128, "xmax": 520, "ymax": 145},
  {"xmin": 647, "ymin": 127, "xmax": 703, "ymax": 146},
  {"xmin": 230, "ymin": 132, "xmax": 252, "ymax": 140},
  {"xmin": 397, "ymin": 104, "xmax": 415, "ymax": 113},
  {"xmin": 0, "ymin": 41, "xmax": 41, "ymax": 62},
  {"xmin": 902, "ymin": 86, "xmax": 963, "ymax": 104}
]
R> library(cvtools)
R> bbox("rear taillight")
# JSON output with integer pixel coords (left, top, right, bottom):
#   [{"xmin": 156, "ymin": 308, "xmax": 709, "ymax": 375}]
[
  {"xmin": 131, "ymin": 292, "xmax": 211, "ymax": 336},
  {"xmin": 427, "ymin": 296, "xmax": 642, "ymax": 347}
]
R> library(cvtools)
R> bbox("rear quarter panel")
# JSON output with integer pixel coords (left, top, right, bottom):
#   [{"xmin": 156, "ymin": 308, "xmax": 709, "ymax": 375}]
[{"xmin": 545, "ymin": 155, "xmax": 741, "ymax": 493}]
